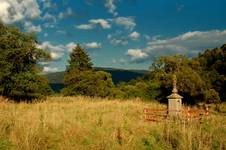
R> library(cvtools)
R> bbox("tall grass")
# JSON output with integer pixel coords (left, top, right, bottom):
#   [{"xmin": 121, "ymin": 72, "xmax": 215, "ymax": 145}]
[{"xmin": 0, "ymin": 96, "xmax": 225, "ymax": 150}]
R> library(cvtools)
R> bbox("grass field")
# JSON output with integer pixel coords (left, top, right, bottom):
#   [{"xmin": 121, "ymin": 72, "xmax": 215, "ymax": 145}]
[{"xmin": 0, "ymin": 96, "xmax": 225, "ymax": 150}]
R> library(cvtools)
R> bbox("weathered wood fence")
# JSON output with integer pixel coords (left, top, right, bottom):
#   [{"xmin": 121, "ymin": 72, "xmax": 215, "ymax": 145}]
[{"xmin": 143, "ymin": 107, "xmax": 209, "ymax": 122}]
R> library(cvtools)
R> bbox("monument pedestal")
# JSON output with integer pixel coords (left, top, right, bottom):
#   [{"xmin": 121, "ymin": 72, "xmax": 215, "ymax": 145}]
[{"xmin": 167, "ymin": 75, "xmax": 183, "ymax": 116}]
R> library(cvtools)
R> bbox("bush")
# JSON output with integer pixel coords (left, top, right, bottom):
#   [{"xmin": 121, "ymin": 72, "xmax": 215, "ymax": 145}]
[
  {"xmin": 204, "ymin": 89, "xmax": 221, "ymax": 104},
  {"xmin": 63, "ymin": 70, "xmax": 114, "ymax": 97}
]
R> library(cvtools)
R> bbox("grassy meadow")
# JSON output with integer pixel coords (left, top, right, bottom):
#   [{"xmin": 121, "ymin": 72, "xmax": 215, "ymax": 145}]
[{"xmin": 0, "ymin": 96, "xmax": 226, "ymax": 150}]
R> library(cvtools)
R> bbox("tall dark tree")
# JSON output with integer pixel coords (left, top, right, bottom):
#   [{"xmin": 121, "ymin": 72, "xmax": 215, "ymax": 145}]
[
  {"xmin": 63, "ymin": 44, "xmax": 114, "ymax": 97},
  {"xmin": 0, "ymin": 23, "xmax": 52, "ymax": 100},
  {"xmin": 67, "ymin": 44, "xmax": 93, "ymax": 72}
]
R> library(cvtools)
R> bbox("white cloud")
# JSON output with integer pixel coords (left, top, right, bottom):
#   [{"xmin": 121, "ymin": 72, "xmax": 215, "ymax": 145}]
[
  {"xmin": 43, "ymin": 23, "xmax": 55, "ymax": 28},
  {"xmin": 76, "ymin": 24, "xmax": 94, "ymax": 30},
  {"xmin": 112, "ymin": 58, "xmax": 127, "ymax": 64},
  {"xmin": 50, "ymin": 52, "xmax": 64, "ymax": 60},
  {"xmin": 56, "ymin": 30, "xmax": 67, "ymax": 35},
  {"xmin": 37, "ymin": 41, "xmax": 65, "ymax": 60},
  {"xmin": 24, "ymin": 21, "xmax": 42, "ymax": 33},
  {"xmin": 145, "ymin": 29, "xmax": 226, "ymax": 57},
  {"xmin": 110, "ymin": 38, "xmax": 128, "ymax": 46},
  {"xmin": 89, "ymin": 19, "xmax": 111, "ymax": 29},
  {"xmin": 43, "ymin": 66, "xmax": 59, "ymax": 73},
  {"xmin": 126, "ymin": 29, "xmax": 226, "ymax": 63},
  {"xmin": 127, "ymin": 49, "xmax": 148, "ymax": 60},
  {"xmin": 107, "ymin": 31, "xmax": 128, "ymax": 46},
  {"xmin": 129, "ymin": 31, "xmax": 140, "ymax": 40},
  {"xmin": 42, "ymin": 12, "xmax": 56, "ymax": 22},
  {"xmin": 76, "ymin": 19, "xmax": 111, "ymax": 30},
  {"xmin": 58, "ymin": 7, "xmax": 73, "ymax": 19},
  {"xmin": 0, "ymin": 0, "xmax": 41, "ymax": 24},
  {"xmin": 114, "ymin": 17, "xmax": 136, "ymax": 31},
  {"xmin": 38, "ymin": 41, "xmax": 65, "ymax": 52},
  {"xmin": 85, "ymin": 42, "xmax": 102, "ymax": 49},
  {"xmin": 105, "ymin": 0, "xmax": 118, "ymax": 16},
  {"xmin": 66, "ymin": 42, "xmax": 77, "ymax": 52}
]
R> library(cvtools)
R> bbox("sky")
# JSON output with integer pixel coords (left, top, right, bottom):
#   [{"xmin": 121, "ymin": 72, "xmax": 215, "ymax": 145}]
[{"xmin": 0, "ymin": 0, "xmax": 226, "ymax": 72}]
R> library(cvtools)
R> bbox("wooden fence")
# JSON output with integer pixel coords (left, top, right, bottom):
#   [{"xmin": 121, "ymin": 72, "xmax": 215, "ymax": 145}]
[{"xmin": 143, "ymin": 107, "xmax": 209, "ymax": 122}]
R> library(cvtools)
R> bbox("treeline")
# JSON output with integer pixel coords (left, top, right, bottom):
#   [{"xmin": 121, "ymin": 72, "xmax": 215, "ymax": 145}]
[{"xmin": 0, "ymin": 23, "xmax": 225, "ymax": 104}]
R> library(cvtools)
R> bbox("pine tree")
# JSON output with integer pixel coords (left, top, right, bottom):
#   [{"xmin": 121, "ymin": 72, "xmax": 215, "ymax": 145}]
[
  {"xmin": 63, "ymin": 44, "xmax": 114, "ymax": 97},
  {"xmin": 67, "ymin": 44, "xmax": 93, "ymax": 72}
]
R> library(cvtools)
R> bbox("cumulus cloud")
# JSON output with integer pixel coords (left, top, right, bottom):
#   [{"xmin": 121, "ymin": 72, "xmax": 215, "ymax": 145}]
[
  {"xmin": 0, "ymin": 0, "xmax": 41, "ymax": 24},
  {"xmin": 145, "ymin": 29, "xmax": 226, "ymax": 57},
  {"xmin": 37, "ymin": 41, "xmax": 65, "ymax": 60},
  {"xmin": 107, "ymin": 31, "xmax": 129, "ymax": 46},
  {"xmin": 105, "ymin": 0, "xmax": 118, "ymax": 16},
  {"xmin": 89, "ymin": 19, "xmax": 111, "ymax": 29},
  {"xmin": 50, "ymin": 52, "xmax": 64, "ymax": 60},
  {"xmin": 76, "ymin": 19, "xmax": 111, "ymax": 30},
  {"xmin": 76, "ymin": 17, "xmax": 136, "ymax": 32},
  {"xmin": 114, "ymin": 17, "xmax": 136, "ymax": 31},
  {"xmin": 110, "ymin": 38, "xmax": 128, "ymax": 46},
  {"xmin": 24, "ymin": 21, "xmax": 42, "ymax": 33},
  {"xmin": 85, "ymin": 42, "xmax": 102, "ymax": 49},
  {"xmin": 65, "ymin": 42, "xmax": 77, "ymax": 52},
  {"xmin": 127, "ymin": 49, "xmax": 148, "ymax": 61},
  {"xmin": 129, "ymin": 31, "xmax": 140, "ymax": 40},
  {"xmin": 127, "ymin": 29, "xmax": 226, "ymax": 63},
  {"xmin": 76, "ymin": 24, "xmax": 94, "ymax": 30},
  {"xmin": 43, "ymin": 66, "xmax": 59, "ymax": 73}
]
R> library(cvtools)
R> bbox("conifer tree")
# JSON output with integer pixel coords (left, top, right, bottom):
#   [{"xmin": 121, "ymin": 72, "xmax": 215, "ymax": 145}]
[
  {"xmin": 63, "ymin": 44, "xmax": 114, "ymax": 97},
  {"xmin": 67, "ymin": 44, "xmax": 93, "ymax": 72}
]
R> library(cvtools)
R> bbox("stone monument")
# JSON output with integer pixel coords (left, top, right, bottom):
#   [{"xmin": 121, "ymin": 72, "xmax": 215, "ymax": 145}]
[{"xmin": 167, "ymin": 74, "xmax": 183, "ymax": 116}]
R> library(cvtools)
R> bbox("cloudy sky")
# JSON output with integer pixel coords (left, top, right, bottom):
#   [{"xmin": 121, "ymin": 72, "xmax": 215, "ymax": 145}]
[{"xmin": 1, "ymin": 0, "xmax": 226, "ymax": 72}]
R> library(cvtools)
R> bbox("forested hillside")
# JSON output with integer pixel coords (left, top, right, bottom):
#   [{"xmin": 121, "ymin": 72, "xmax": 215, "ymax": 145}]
[{"xmin": 46, "ymin": 68, "xmax": 147, "ymax": 84}]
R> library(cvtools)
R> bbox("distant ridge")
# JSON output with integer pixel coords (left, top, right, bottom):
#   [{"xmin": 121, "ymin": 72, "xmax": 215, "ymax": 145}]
[{"xmin": 45, "ymin": 67, "xmax": 148, "ymax": 92}]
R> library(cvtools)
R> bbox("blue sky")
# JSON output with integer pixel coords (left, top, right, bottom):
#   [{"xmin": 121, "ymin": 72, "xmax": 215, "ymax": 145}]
[{"xmin": 1, "ymin": 0, "xmax": 226, "ymax": 72}]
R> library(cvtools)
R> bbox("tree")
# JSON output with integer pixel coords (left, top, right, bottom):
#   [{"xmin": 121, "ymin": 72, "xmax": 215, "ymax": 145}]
[
  {"xmin": 0, "ymin": 23, "xmax": 52, "ymax": 101},
  {"xmin": 148, "ymin": 55, "xmax": 207, "ymax": 104},
  {"xmin": 63, "ymin": 44, "xmax": 114, "ymax": 97},
  {"xmin": 195, "ymin": 45, "xmax": 226, "ymax": 102},
  {"xmin": 63, "ymin": 70, "xmax": 114, "ymax": 97},
  {"xmin": 66, "ymin": 44, "xmax": 93, "ymax": 72}
]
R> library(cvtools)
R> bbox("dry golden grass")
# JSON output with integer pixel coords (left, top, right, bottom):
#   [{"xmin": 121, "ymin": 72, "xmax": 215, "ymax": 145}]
[{"xmin": 0, "ymin": 96, "xmax": 225, "ymax": 150}]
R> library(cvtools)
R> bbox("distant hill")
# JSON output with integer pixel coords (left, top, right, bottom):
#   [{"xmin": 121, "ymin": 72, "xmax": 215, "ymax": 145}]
[{"xmin": 45, "ymin": 67, "xmax": 148, "ymax": 92}]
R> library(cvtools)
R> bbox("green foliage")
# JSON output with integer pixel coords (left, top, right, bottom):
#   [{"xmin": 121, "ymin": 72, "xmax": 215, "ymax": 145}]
[
  {"xmin": 63, "ymin": 70, "xmax": 114, "ymax": 97},
  {"xmin": 6, "ymin": 73, "xmax": 52, "ymax": 100},
  {"xmin": 63, "ymin": 44, "xmax": 114, "ymax": 97},
  {"xmin": 204, "ymin": 89, "xmax": 220, "ymax": 104},
  {"xmin": 0, "ymin": 23, "xmax": 52, "ymax": 100},
  {"xmin": 114, "ymin": 80, "xmax": 149, "ymax": 100},
  {"xmin": 148, "ymin": 55, "xmax": 207, "ymax": 104},
  {"xmin": 67, "ymin": 44, "xmax": 93, "ymax": 72},
  {"xmin": 196, "ymin": 45, "xmax": 226, "ymax": 102}
]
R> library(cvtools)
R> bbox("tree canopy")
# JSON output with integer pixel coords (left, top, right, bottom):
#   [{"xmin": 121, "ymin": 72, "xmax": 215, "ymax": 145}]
[
  {"xmin": 63, "ymin": 44, "xmax": 114, "ymax": 97},
  {"xmin": 0, "ymin": 23, "xmax": 52, "ymax": 100},
  {"xmin": 67, "ymin": 44, "xmax": 93, "ymax": 72}
]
